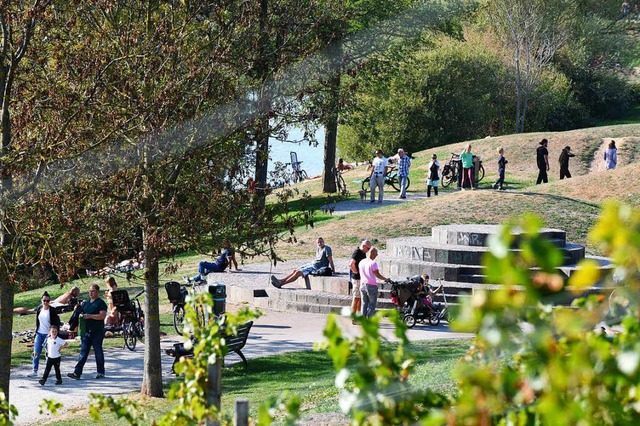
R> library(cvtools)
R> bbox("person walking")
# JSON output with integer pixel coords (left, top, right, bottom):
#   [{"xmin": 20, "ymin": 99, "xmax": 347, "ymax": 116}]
[
  {"xmin": 349, "ymin": 240, "xmax": 372, "ymax": 322},
  {"xmin": 68, "ymin": 284, "xmax": 107, "ymax": 380},
  {"xmin": 536, "ymin": 139, "xmax": 550, "ymax": 184},
  {"xmin": 396, "ymin": 149, "xmax": 411, "ymax": 199},
  {"xmin": 493, "ymin": 147, "xmax": 508, "ymax": 190},
  {"xmin": 39, "ymin": 325, "xmax": 68, "ymax": 386},
  {"xmin": 460, "ymin": 144, "xmax": 475, "ymax": 190},
  {"xmin": 27, "ymin": 292, "xmax": 61, "ymax": 378},
  {"xmin": 559, "ymin": 146, "xmax": 575, "ymax": 180},
  {"xmin": 368, "ymin": 149, "xmax": 388, "ymax": 203},
  {"xmin": 359, "ymin": 247, "xmax": 389, "ymax": 318},
  {"xmin": 426, "ymin": 154, "xmax": 440, "ymax": 197},
  {"xmin": 604, "ymin": 140, "xmax": 617, "ymax": 170}
]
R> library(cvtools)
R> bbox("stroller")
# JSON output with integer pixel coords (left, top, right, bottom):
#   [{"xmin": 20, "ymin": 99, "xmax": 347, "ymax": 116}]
[{"xmin": 390, "ymin": 276, "xmax": 448, "ymax": 328}]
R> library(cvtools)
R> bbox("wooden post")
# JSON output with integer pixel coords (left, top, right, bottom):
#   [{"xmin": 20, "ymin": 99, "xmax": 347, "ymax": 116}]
[
  {"xmin": 206, "ymin": 358, "xmax": 223, "ymax": 426},
  {"xmin": 235, "ymin": 398, "xmax": 249, "ymax": 426}
]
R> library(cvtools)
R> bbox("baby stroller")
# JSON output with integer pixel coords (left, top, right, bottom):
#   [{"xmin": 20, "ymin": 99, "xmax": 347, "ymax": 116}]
[{"xmin": 389, "ymin": 277, "xmax": 447, "ymax": 328}]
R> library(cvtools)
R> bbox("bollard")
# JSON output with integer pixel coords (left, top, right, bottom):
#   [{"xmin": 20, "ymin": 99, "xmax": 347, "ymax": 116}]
[{"xmin": 235, "ymin": 398, "xmax": 249, "ymax": 426}]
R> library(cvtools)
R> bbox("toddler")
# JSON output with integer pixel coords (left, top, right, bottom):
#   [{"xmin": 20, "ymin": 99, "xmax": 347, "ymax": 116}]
[{"xmin": 39, "ymin": 325, "xmax": 68, "ymax": 386}]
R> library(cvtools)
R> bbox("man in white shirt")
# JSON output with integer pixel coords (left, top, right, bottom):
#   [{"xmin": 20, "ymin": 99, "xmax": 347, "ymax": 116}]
[{"xmin": 368, "ymin": 149, "xmax": 388, "ymax": 203}]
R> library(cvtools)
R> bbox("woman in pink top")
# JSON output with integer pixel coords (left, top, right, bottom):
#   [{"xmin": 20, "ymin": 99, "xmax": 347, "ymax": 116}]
[{"xmin": 358, "ymin": 247, "xmax": 389, "ymax": 318}]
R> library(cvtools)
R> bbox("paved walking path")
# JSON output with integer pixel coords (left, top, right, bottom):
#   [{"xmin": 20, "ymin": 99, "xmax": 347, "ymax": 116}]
[
  {"xmin": 11, "ymin": 309, "xmax": 471, "ymax": 425},
  {"xmin": 321, "ymin": 189, "xmax": 433, "ymax": 216}
]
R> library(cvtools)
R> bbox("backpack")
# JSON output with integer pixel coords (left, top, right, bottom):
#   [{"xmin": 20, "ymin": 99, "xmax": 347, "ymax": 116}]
[{"xmin": 310, "ymin": 266, "xmax": 333, "ymax": 276}]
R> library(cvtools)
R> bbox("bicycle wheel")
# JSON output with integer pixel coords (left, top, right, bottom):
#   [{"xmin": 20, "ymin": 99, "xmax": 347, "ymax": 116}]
[
  {"xmin": 299, "ymin": 170, "xmax": 308, "ymax": 181},
  {"xmin": 441, "ymin": 166, "xmax": 453, "ymax": 188},
  {"xmin": 477, "ymin": 164, "xmax": 485, "ymax": 182},
  {"xmin": 336, "ymin": 174, "xmax": 346, "ymax": 194},
  {"xmin": 123, "ymin": 320, "xmax": 137, "ymax": 351},
  {"xmin": 173, "ymin": 305, "xmax": 185, "ymax": 334},
  {"xmin": 389, "ymin": 175, "xmax": 401, "ymax": 191},
  {"xmin": 136, "ymin": 320, "xmax": 145, "ymax": 342}
]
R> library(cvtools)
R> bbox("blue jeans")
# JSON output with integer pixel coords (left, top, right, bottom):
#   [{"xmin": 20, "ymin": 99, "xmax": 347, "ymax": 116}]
[
  {"xmin": 191, "ymin": 260, "xmax": 224, "ymax": 281},
  {"xmin": 399, "ymin": 174, "xmax": 409, "ymax": 197},
  {"xmin": 360, "ymin": 284, "xmax": 379, "ymax": 318},
  {"xmin": 32, "ymin": 332, "xmax": 48, "ymax": 372},
  {"xmin": 74, "ymin": 331, "xmax": 105, "ymax": 377}
]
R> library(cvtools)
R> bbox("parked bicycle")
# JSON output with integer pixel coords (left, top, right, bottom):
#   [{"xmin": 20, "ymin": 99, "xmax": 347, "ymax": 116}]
[
  {"xmin": 361, "ymin": 165, "xmax": 410, "ymax": 192},
  {"xmin": 333, "ymin": 167, "xmax": 348, "ymax": 195},
  {"xmin": 289, "ymin": 151, "xmax": 308, "ymax": 184},
  {"xmin": 112, "ymin": 289, "xmax": 145, "ymax": 351},
  {"xmin": 441, "ymin": 152, "xmax": 485, "ymax": 188}
]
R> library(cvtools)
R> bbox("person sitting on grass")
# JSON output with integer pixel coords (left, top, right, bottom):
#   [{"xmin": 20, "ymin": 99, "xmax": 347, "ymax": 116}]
[
  {"xmin": 271, "ymin": 237, "xmax": 335, "ymax": 288},
  {"xmin": 184, "ymin": 239, "xmax": 240, "ymax": 283},
  {"xmin": 14, "ymin": 286, "xmax": 81, "ymax": 315}
]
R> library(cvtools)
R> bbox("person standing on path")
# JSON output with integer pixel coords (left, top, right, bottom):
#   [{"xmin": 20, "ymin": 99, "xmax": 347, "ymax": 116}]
[
  {"xmin": 493, "ymin": 147, "xmax": 508, "ymax": 190},
  {"xmin": 460, "ymin": 144, "xmax": 475, "ymax": 190},
  {"xmin": 359, "ymin": 247, "xmax": 389, "ymax": 318},
  {"xmin": 27, "ymin": 292, "xmax": 61, "ymax": 377},
  {"xmin": 536, "ymin": 139, "xmax": 550, "ymax": 184},
  {"xmin": 558, "ymin": 146, "xmax": 575, "ymax": 180},
  {"xmin": 604, "ymin": 140, "xmax": 617, "ymax": 170},
  {"xmin": 68, "ymin": 284, "xmax": 107, "ymax": 380},
  {"xmin": 426, "ymin": 154, "xmax": 440, "ymax": 197},
  {"xmin": 396, "ymin": 149, "xmax": 411, "ymax": 199},
  {"xmin": 39, "ymin": 325, "xmax": 67, "ymax": 386},
  {"xmin": 271, "ymin": 237, "xmax": 335, "ymax": 288},
  {"xmin": 368, "ymin": 149, "xmax": 388, "ymax": 203},
  {"xmin": 349, "ymin": 240, "xmax": 372, "ymax": 321}
]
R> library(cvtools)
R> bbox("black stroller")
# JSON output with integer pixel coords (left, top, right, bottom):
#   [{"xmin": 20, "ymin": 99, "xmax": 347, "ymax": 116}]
[{"xmin": 390, "ymin": 277, "xmax": 447, "ymax": 328}]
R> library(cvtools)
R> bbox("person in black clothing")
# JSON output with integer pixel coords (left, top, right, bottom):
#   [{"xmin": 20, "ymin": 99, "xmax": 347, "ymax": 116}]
[
  {"xmin": 559, "ymin": 146, "xmax": 576, "ymax": 179},
  {"xmin": 350, "ymin": 240, "xmax": 372, "ymax": 322},
  {"xmin": 493, "ymin": 147, "xmax": 508, "ymax": 190},
  {"xmin": 536, "ymin": 139, "xmax": 550, "ymax": 184}
]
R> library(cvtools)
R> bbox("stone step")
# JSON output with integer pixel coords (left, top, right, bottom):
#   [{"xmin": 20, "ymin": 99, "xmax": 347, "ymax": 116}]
[
  {"xmin": 430, "ymin": 224, "xmax": 567, "ymax": 248},
  {"xmin": 386, "ymin": 238, "xmax": 584, "ymax": 266}
]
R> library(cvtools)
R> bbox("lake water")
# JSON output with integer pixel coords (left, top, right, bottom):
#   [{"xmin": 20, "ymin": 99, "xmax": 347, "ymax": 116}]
[{"xmin": 269, "ymin": 127, "xmax": 325, "ymax": 177}]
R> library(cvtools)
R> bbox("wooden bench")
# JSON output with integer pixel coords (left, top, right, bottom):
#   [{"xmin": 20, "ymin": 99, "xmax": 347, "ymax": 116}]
[{"xmin": 166, "ymin": 321, "xmax": 253, "ymax": 374}]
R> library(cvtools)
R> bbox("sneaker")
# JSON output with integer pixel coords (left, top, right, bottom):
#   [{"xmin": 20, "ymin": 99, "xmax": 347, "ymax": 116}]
[
  {"xmin": 370, "ymin": 200, "xmax": 375, "ymax": 203},
  {"xmin": 95, "ymin": 373, "xmax": 105, "ymax": 379},
  {"xmin": 27, "ymin": 371, "xmax": 37, "ymax": 378},
  {"xmin": 38, "ymin": 379, "xmax": 45, "ymax": 386},
  {"xmin": 182, "ymin": 275, "xmax": 192, "ymax": 284},
  {"xmin": 55, "ymin": 380, "xmax": 62, "ymax": 385},
  {"xmin": 270, "ymin": 275, "xmax": 281, "ymax": 289},
  {"xmin": 67, "ymin": 372, "xmax": 80, "ymax": 380}
]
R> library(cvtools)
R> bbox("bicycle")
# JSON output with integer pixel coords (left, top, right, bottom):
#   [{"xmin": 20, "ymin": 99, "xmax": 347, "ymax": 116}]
[
  {"xmin": 333, "ymin": 167, "xmax": 348, "ymax": 195},
  {"xmin": 112, "ymin": 289, "xmax": 145, "ymax": 351},
  {"xmin": 441, "ymin": 152, "xmax": 485, "ymax": 188},
  {"xmin": 289, "ymin": 151, "xmax": 308, "ymax": 184},
  {"xmin": 360, "ymin": 165, "xmax": 411, "ymax": 192},
  {"xmin": 165, "ymin": 281, "xmax": 189, "ymax": 335}
]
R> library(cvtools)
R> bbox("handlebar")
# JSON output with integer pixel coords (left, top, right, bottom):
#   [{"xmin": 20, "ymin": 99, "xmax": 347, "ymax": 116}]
[{"xmin": 133, "ymin": 289, "xmax": 145, "ymax": 299}]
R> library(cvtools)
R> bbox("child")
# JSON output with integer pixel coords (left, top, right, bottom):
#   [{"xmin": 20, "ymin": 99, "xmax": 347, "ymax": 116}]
[
  {"xmin": 417, "ymin": 274, "xmax": 443, "ymax": 310},
  {"xmin": 493, "ymin": 147, "xmax": 508, "ymax": 190},
  {"xmin": 39, "ymin": 325, "xmax": 68, "ymax": 386},
  {"xmin": 426, "ymin": 154, "xmax": 440, "ymax": 197}
]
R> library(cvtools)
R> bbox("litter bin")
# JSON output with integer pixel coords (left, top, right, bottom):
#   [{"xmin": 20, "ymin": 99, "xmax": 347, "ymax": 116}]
[
  {"xmin": 208, "ymin": 282, "xmax": 226, "ymax": 316},
  {"xmin": 473, "ymin": 156, "xmax": 481, "ymax": 188}
]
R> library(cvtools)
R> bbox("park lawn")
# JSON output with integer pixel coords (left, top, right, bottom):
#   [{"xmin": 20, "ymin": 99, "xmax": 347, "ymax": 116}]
[{"xmin": 45, "ymin": 338, "xmax": 472, "ymax": 425}]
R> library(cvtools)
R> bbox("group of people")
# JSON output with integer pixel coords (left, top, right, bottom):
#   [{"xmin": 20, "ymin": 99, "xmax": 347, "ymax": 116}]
[
  {"xmin": 365, "ymin": 148, "xmax": 412, "ymax": 203},
  {"xmin": 28, "ymin": 282, "xmax": 108, "ymax": 385},
  {"xmin": 536, "ymin": 138, "xmax": 618, "ymax": 184}
]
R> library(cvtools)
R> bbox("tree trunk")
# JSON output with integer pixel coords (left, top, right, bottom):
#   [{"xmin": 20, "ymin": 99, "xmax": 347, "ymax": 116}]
[
  {"xmin": 140, "ymin": 228, "xmax": 163, "ymax": 397},
  {"xmin": 0, "ymin": 268, "xmax": 14, "ymax": 401},
  {"xmin": 253, "ymin": 0, "xmax": 270, "ymax": 210},
  {"xmin": 322, "ymin": 71, "xmax": 341, "ymax": 194}
]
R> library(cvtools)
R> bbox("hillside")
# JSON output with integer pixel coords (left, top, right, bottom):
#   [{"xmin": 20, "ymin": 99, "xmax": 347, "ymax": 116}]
[{"xmin": 272, "ymin": 124, "xmax": 640, "ymax": 261}]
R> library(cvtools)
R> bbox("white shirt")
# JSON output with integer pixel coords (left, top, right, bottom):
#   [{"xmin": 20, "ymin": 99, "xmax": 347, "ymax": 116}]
[
  {"xmin": 37, "ymin": 309, "xmax": 51, "ymax": 334},
  {"xmin": 46, "ymin": 336, "xmax": 67, "ymax": 358},
  {"xmin": 371, "ymin": 157, "xmax": 388, "ymax": 174}
]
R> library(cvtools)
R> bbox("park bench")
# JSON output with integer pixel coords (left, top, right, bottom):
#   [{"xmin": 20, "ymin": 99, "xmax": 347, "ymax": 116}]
[{"xmin": 166, "ymin": 320, "xmax": 253, "ymax": 374}]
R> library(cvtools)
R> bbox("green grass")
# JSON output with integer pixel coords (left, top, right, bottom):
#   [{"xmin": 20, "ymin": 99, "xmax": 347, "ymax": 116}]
[
  {"xmin": 47, "ymin": 338, "xmax": 472, "ymax": 425},
  {"xmin": 596, "ymin": 105, "xmax": 640, "ymax": 126}
]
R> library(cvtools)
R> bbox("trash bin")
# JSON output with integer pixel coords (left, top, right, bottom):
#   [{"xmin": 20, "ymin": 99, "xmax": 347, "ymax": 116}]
[
  {"xmin": 473, "ymin": 156, "xmax": 481, "ymax": 188},
  {"xmin": 208, "ymin": 282, "xmax": 226, "ymax": 316}
]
